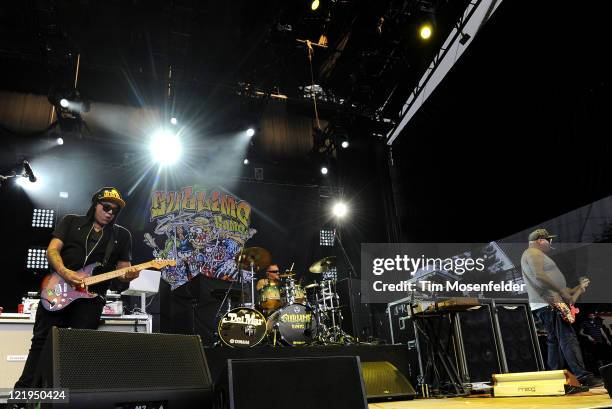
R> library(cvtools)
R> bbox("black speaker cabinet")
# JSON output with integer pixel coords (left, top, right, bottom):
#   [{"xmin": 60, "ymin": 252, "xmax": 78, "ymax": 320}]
[
  {"xmin": 220, "ymin": 356, "xmax": 368, "ymax": 409},
  {"xmin": 34, "ymin": 327, "xmax": 213, "ymax": 408},
  {"xmin": 336, "ymin": 278, "xmax": 373, "ymax": 340},
  {"xmin": 361, "ymin": 361, "xmax": 417, "ymax": 401},
  {"xmin": 456, "ymin": 304, "xmax": 501, "ymax": 383},
  {"xmin": 493, "ymin": 300, "xmax": 543, "ymax": 373},
  {"xmin": 599, "ymin": 363, "xmax": 612, "ymax": 398},
  {"xmin": 456, "ymin": 300, "xmax": 542, "ymax": 382}
]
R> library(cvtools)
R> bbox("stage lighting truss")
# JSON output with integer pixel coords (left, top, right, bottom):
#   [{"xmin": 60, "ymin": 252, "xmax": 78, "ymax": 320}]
[
  {"xmin": 320, "ymin": 229, "xmax": 335, "ymax": 247},
  {"xmin": 32, "ymin": 209, "xmax": 55, "ymax": 228},
  {"xmin": 27, "ymin": 248, "xmax": 49, "ymax": 271}
]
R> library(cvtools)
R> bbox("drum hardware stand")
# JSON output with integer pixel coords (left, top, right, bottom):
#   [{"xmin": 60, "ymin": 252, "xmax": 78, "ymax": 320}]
[
  {"xmin": 311, "ymin": 285, "xmax": 356, "ymax": 345},
  {"xmin": 245, "ymin": 261, "xmax": 256, "ymax": 308},
  {"xmin": 334, "ymin": 229, "xmax": 357, "ymax": 279},
  {"xmin": 212, "ymin": 275, "xmax": 246, "ymax": 347}
]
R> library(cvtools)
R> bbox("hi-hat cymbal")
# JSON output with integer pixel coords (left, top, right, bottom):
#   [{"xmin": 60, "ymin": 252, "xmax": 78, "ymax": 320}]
[
  {"xmin": 309, "ymin": 256, "xmax": 336, "ymax": 274},
  {"xmin": 279, "ymin": 271, "xmax": 296, "ymax": 278},
  {"xmin": 235, "ymin": 247, "xmax": 271, "ymax": 271}
]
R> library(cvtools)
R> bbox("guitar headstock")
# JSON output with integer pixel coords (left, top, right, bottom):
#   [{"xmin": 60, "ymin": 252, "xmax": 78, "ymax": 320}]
[{"xmin": 150, "ymin": 259, "xmax": 177, "ymax": 269}]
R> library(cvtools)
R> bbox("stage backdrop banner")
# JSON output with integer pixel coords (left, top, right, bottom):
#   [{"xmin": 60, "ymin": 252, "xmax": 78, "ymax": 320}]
[{"xmin": 145, "ymin": 186, "xmax": 256, "ymax": 289}]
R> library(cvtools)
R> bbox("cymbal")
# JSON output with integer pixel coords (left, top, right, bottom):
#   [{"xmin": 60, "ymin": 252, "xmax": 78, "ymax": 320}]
[
  {"xmin": 309, "ymin": 256, "xmax": 336, "ymax": 274},
  {"xmin": 304, "ymin": 283, "xmax": 319, "ymax": 289},
  {"xmin": 279, "ymin": 272, "xmax": 295, "ymax": 278},
  {"xmin": 235, "ymin": 247, "xmax": 271, "ymax": 271}
]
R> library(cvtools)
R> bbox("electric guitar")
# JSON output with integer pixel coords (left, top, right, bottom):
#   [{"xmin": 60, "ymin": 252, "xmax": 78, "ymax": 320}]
[
  {"xmin": 40, "ymin": 259, "xmax": 175, "ymax": 311},
  {"xmin": 552, "ymin": 277, "xmax": 589, "ymax": 324}
]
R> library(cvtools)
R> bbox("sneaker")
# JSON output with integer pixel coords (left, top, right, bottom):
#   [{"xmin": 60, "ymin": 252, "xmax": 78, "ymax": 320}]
[{"xmin": 581, "ymin": 375, "xmax": 604, "ymax": 388}]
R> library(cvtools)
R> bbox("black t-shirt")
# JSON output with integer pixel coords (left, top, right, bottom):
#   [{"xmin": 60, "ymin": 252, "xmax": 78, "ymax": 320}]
[{"xmin": 52, "ymin": 214, "xmax": 132, "ymax": 294}]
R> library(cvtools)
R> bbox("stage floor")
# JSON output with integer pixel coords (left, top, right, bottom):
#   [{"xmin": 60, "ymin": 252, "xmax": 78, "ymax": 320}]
[{"xmin": 370, "ymin": 389, "xmax": 611, "ymax": 409}]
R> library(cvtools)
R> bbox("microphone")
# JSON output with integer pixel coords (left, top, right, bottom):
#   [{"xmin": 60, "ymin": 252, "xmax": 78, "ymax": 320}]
[{"xmin": 23, "ymin": 160, "xmax": 37, "ymax": 182}]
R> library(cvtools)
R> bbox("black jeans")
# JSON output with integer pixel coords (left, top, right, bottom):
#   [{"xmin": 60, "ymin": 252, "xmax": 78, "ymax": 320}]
[
  {"xmin": 535, "ymin": 306, "xmax": 592, "ymax": 381},
  {"xmin": 14, "ymin": 297, "xmax": 105, "ymax": 388}
]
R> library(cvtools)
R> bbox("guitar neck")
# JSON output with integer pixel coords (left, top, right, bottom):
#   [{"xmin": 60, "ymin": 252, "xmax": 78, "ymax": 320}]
[{"xmin": 83, "ymin": 261, "xmax": 154, "ymax": 286}]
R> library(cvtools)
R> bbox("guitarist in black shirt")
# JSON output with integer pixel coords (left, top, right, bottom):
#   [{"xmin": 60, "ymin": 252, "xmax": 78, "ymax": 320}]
[{"xmin": 14, "ymin": 187, "xmax": 140, "ymax": 389}]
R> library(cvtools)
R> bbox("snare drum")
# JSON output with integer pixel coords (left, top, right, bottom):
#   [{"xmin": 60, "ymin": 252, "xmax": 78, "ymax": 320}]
[
  {"xmin": 280, "ymin": 278, "xmax": 307, "ymax": 305},
  {"xmin": 294, "ymin": 285, "xmax": 307, "ymax": 304},
  {"xmin": 267, "ymin": 303, "xmax": 317, "ymax": 346},
  {"xmin": 258, "ymin": 283, "xmax": 282, "ymax": 310}
]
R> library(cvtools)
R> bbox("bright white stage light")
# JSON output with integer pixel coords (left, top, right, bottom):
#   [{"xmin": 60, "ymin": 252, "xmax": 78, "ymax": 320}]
[
  {"xmin": 332, "ymin": 202, "xmax": 348, "ymax": 218},
  {"xmin": 59, "ymin": 191, "xmax": 69, "ymax": 199},
  {"xmin": 320, "ymin": 229, "xmax": 335, "ymax": 246},
  {"xmin": 56, "ymin": 137, "xmax": 64, "ymax": 145},
  {"xmin": 246, "ymin": 128, "xmax": 255, "ymax": 137},
  {"xmin": 170, "ymin": 117, "xmax": 178, "ymax": 125},
  {"xmin": 32, "ymin": 209, "xmax": 55, "ymax": 228},
  {"xmin": 59, "ymin": 98, "xmax": 69, "ymax": 108},
  {"xmin": 17, "ymin": 175, "xmax": 41, "ymax": 191},
  {"xmin": 321, "ymin": 166, "xmax": 328, "ymax": 175},
  {"xmin": 27, "ymin": 248, "xmax": 48, "ymax": 270},
  {"xmin": 341, "ymin": 140, "xmax": 349, "ymax": 148},
  {"xmin": 243, "ymin": 158, "xmax": 249, "ymax": 165},
  {"xmin": 150, "ymin": 130, "xmax": 182, "ymax": 165}
]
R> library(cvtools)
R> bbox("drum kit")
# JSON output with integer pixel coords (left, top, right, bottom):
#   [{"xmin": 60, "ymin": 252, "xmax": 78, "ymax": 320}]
[{"xmin": 216, "ymin": 247, "xmax": 356, "ymax": 348}]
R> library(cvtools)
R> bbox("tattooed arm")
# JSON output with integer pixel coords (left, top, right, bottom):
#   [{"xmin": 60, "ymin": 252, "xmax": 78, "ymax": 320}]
[{"xmin": 47, "ymin": 238, "xmax": 83, "ymax": 288}]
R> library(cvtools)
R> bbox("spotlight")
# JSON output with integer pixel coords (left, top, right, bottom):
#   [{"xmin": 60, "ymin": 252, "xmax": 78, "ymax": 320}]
[
  {"xmin": 243, "ymin": 158, "xmax": 249, "ymax": 165},
  {"xmin": 59, "ymin": 98, "xmax": 69, "ymax": 108},
  {"xmin": 56, "ymin": 137, "xmax": 64, "ymax": 145},
  {"xmin": 311, "ymin": 0, "xmax": 320, "ymax": 11},
  {"xmin": 321, "ymin": 166, "xmax": 328, "ymax": 175},
  {"xmin": 341, "ymin": 140, "xmax": 349, "ymax": 149},
  {"xmin": 150, "ymin": 129, "xmax": 182, "ymax": 166},
  {"xmin": 332, "ymin": 202, "xmax": 348, "ymax": 218},
  {"xmin": 17, "ymin": 176, "xmax": 41, "ymax": 191},
  {"xmin": 419, "ymin": 24, "xmax": 433, "ymax": 40},
  {"xmin": 246, "ymin": 128, "xmax": 255, "ymax": 137},
  {"xmin": 59, "ymin": 191, "xmax": 69, "ymax": 199},
  {"xmin": 170, "ymin": 117, "xmax": 178, "ymax": 125}
]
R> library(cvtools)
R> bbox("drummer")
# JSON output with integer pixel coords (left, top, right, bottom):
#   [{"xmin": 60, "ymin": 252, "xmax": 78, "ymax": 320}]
[{"xmin": 256, "ymin": 264, "xmax": 280, "ymax": 291}]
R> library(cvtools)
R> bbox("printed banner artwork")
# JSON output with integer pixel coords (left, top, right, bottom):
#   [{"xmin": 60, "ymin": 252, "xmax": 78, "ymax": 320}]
[{"xmin": 144, "ymin": 186, "xmax": 256, "ymax": 290}]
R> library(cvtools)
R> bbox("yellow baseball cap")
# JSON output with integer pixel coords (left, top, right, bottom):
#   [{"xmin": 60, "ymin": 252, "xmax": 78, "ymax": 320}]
[{"xmin": 92, "ymin": 187, "xmax": 126, "ymax": 208}]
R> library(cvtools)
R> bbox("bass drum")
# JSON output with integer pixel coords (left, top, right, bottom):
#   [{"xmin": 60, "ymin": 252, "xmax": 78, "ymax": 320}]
[
  {"xmin": 267, "ymin": 303, "xmax": 317, "ymax": 346},
  {"xmin": 218, "ymin": 307, "xmax": 268, "ymax": 348}
]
